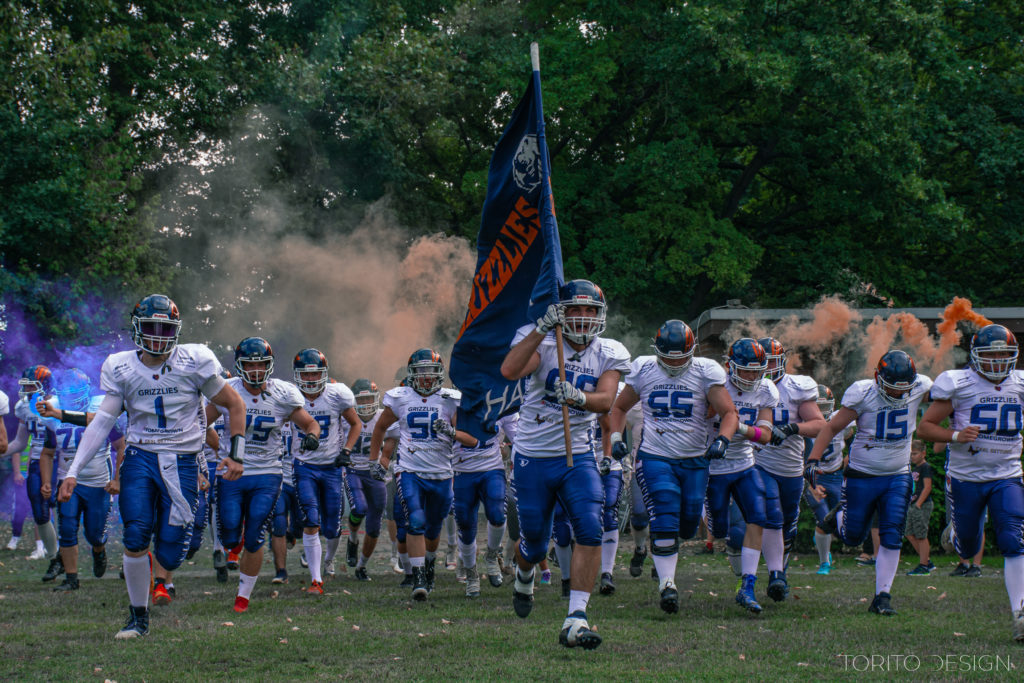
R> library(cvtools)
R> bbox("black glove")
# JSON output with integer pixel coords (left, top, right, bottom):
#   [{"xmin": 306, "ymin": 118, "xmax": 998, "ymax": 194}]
[
  {"xmin": 597, "ymin": 456, "xmax": 612, "ymax": 476},
  {"xmin": 370, "ymin": 462, "xmax": 387, "ymax": 481},
  {"xmin": 704, "ymin": 435, "xmax": 729, "ymax": 460},
  {"xmin": 804, "ymin": 461, "xmax": 820, "ymax": 488},
  {"xmin": 611, "ymin": 440, "xmax": 629, "ymax": 461},
  {"xmin": 333, "ymin": 447, "xmax": 352, "ymax": 468},
  {"xmin": 769, "ymin": 423, "xmax": 800, "ymax": 446},
  {"xmin": 301, "ymin": 432, "xmax": 320, "ymax": 453}
]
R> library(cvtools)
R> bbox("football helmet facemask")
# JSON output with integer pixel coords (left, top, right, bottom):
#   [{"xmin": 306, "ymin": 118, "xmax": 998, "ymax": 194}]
[
  {"xmin": 407, "ymin": 349, "xmax": 444, "ymax": 396},
  {"xmin": 53, "ymin": 368, "xmax": 92, "ymax": 413},
  {"xmin": 351, "ymin": 378, "xmax": 380, "ymax": 419},
  {"xmin": 18, "ymin": 365, "xmax": 54, "ymax": 400},
  {"xmin": 970, "ymin": 324, "xmax": 1018, "ymax": 383},
  {"xmin": 131, "ymin": 294, "xmax": 181, "ymax": 356},
  {"xmin": 727, "ymin": 339, "xmax": 767, "ymax": 393},
  {"xmin": 558, "ymin": 279, "xmax": 607, "ymax": 345},
  {"xmin": 293, "ymin": 348, "xmax": 329, "ymax": 395}
]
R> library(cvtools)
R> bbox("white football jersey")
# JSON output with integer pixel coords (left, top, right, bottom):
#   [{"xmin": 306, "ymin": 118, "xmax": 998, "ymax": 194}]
[
  {"xmin": 349, "ymin": 409, "xmax": 400, "ymax": 471},
  {"xmin": 513, "ymin": 325, "xmax": 631, "ymax": 458},
  {"xmin": 843, "ymin": 376, "xmax": 933, "ymax": 475},
  {"xmin": 931, "ymin": 368, "xmax": 1024, "ymax": 482},
  {"xmin": 626, "ymin": 356, "xmax": 726, "ymax": 460},
  {"xmin": 755, "ymin": 373, "xmax": 820, "ymax": 477},
  {"xmin": 100, "ymin": 344, "xmax": 223, "ymax": 454},
  {"xmin": 709, "ymin": 377, "xmax": 779, "ymax": 475},
  {"xmin": 292, "ymin": 382, "xmax": 356, "ymax": 466},
  {"xmin": 813, "ymin": 422, "xmax": 849, "ymax": 474},
  {"xmin": 214, "ymin": 377, "xmax": 303, "ymax": 476},
  {"xmin": 454, "ymin": 413, "xmax": 519, "ymax": 474},
  {"xmin": 52, "ymin": 395, "xmax": 116, "ymax": 486},
  {"xmin": 14, "ymin": 397, "xmax": 58, "ymax": 462},
  {"xmin": 384, "ymin": 386, "xmax": 460, "ymax": 479},
  {"xmin": 0, "ymin": 389, "xmax": 8, "ymax": 416}
]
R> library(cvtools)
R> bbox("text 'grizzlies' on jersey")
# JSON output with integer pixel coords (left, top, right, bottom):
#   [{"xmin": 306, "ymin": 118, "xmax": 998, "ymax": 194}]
[
  {"xmin": 514, "ymin": 324, "xmax": 631, "ymax": 457},
  {"xmin": 349, "ymin": 409, "xmax": 400, "ymax": 471},
  {"xmin": 293, "ymin": 381, "xmax": 355, "ymax": 466},
  {"xmin": 384, "ymin": 385, "xmax": 460, "ymax": 479},
  {"xmin": 627, "ymin": 355, "xmax": 726, "ymax": 459},
  {"xmin": 843, "ymin": 375, "xmax": 933, "ymax": 475},
  {"xmin": 931, "ymin": 368, "xmax": 1024, "ymax": 482},
  {"xmin": 215, "ymin": 377, "xmax": 303, "ymax": 476},
  {"xmin": 708, "ymin": 376, "xmax": 778, "ymax": 475},
  {"xmin": 101, "ymin": 343, "xmax": 224, "ymax": 454},
  {"xmin": 755, "ymin": 373, "xmax": 819, "ymax": 477}
]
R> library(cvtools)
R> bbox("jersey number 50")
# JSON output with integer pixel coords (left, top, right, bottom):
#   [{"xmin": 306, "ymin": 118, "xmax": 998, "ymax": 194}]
[{"xmin": 970, "ymin": 403, "xmax": 1023, "ymax": 437}]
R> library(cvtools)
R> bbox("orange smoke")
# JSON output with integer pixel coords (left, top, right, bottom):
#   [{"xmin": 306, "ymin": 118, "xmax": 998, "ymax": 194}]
[{"xmin": 775, "ymin": 297, "xmax": 862, "ymax": 372}]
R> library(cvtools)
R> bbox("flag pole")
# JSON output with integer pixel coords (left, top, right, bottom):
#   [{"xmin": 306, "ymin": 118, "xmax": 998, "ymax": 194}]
[{"xmin": 531, "ymin": 42, "xmax": 573, "ymax": 468}]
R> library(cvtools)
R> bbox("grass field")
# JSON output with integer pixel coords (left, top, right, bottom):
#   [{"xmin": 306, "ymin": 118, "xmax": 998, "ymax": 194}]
[{"xmin": 1, "ymin": 528, "xmax": 1021, "ymax": 681}]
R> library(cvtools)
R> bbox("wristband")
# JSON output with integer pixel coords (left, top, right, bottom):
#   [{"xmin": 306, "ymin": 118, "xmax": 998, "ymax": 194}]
[
  {"xmin": 951, "ymin": 431, "xmax": 960, "ymax": 444},
  {"xmin": 751, "ymin": 426, "xmax": 762, "ymax": 442},
  {"xmin": 610, "ymin": 432, "xmax": 623, "ymax": 445},
  {"xmin": 61, "ymin": 410, "xmax": 89, "ymax": 427},
  {"xmin": 735, "ymin": 423, "xmax": 749, "ymax": 437},
  {"xmin": 229, "ymin": 434, "xmax": 246, "ymax": 464}
]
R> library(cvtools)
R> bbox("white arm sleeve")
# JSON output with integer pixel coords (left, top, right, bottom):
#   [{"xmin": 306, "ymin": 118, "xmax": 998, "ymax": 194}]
[
  {"xmin": 200, "ymin": 374, "xmax": 228, "ymax": 401},
  {"xmin": 4, "ymin": 422, "xmax": 29, "ymax": 456},
  {"xmin": 66, "ymin": 395, "xmax": 123, "ymax": 479}
]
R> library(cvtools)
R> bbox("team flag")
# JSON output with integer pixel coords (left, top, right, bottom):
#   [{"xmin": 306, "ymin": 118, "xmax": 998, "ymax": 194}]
[{"xmin": 449, "ymin": 48, "xmax": 564, "ymax": 443}]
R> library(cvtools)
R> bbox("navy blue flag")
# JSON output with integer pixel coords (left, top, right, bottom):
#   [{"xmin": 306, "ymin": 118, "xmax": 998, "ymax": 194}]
[{"xmin": 449, "ymin": 62, "xmax": 564, "ymax": 443}]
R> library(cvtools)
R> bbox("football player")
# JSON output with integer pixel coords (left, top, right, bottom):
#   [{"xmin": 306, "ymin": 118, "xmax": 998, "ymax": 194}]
[
  {"xmin": 39, "ymin": 368, "xmax": 124, "ymax": 592},
  {"xmin": 752, "ymin": 337, "xmax": 825, "ymax": 601},
  {"xmin": 594, "ymin": 412, "xmax": 624, "ymax": 596},
  {"xmin": 803, "ymin": 384, "xmax": 849, "ymax": 575},
  {"xmin": 57, "ymin": 294, "xmax": 247, "ymax": 639},
  {"xmin": 209, "ymin": 337, "xmax": 321, "ymax": 610},
  {"xmin": 812, "ymin": 350, "xmax": 932, "ymax": 616},
  {"xmin": 704, "ymin": 339, "xmax": 778, "ymax": 614},
  {"xmin": 289, "ymin": 348, "xmax": 360, "ymax": 586},
  {"xmin": 369, "ymin": 350, "xmax": 470, "ymax": 601},
  {"xmin": 5, "ymin": 366, "xmax": 62, "ymax": 569},
  {"xmin": 501, "ymin": 280, "xmax": 631, "ymax": 649},
  {"xmin": 344, "ymin": 379, "xmax": 399, "ymax": 581},
  {"xmin": 270, "ymin": 421, "xmax": 301, "ymax": 584},
  {"xmin": 607, "ymin": 320, "xmax": 738, "ymax": 615},
  {"xmin": 917, "ymin": 324, "xmax": 1024, "ymax": 640}
]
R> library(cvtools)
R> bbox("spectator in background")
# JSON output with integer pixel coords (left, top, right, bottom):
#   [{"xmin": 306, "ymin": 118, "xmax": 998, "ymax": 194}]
[{"xmin": 905, "ymin": 440, "xmax": 935, "ymax": 575}]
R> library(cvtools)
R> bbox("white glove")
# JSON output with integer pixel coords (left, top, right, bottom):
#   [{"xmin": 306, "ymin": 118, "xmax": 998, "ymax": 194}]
[
  {"xmin": 433, "ymin": 417, "xmax": 456, "ymax": 439},
  {"xmin": 553, "ymin": 380, "xmax": 586, "ymax": 408},
  {"xmin": 535, "ymin": 304, "xmax": 564, "ymax": 335}
]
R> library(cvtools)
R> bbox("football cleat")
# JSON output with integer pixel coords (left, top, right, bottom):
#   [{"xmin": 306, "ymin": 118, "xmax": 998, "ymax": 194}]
[
  {"xmin": 868, "ymin": 592, "xmax": 896, "ymax": 616},
  {"xmin": 346, "ymin": 539, "xmax": 359, "ymax": 568},
  {"xmin": 412, "ymin": 566, "xmax": 428, "ymax": 601},
  {"xmin": 464, "ymin": 566, "xmax": 480, "ymax": 598},
  {"xmin": 324, "ymin": 559, "xmax": 336, "ymax": 579},
  {"xmin": 599, "ymin": 572, "xmax": 616, "ymax": 596},
  {"xmin": 5, "ymin": 537, "xmax": 19, "ymax": 551},
  {"xmin": 735, "ymin": 575, "xmax": 762, "ymax": 614},
  {"xmin": 93, "ymin": 548, "xmax": 107, "ymax": 578},
  {"xmin": 446, "ymin": 546, "xmax": 457, "ymax": 571},
  {"xmin": 559, "ymin": 611, "xmax": 602, "ymax": 650},
  {"xmin": 856, "ymin": 556, "xmax": 876, "ymax": 567},
  {"xmin": 233, "ymin": 596, "xmax": 250, "ymax": 613},
  {"xmin": 950, "ymin": 562, "xmax": 970, "ymax": 577},
  {"xmin": 660, "ymin": 580, "xmax": 680, "ymax": 614},
  {"xmin": 561, "ymin": 578, "xmax": 571, "ymax": 599},
  {"xmin": 425, "ymin": 557, "xmax": 436, "ymax": 592},
  {"xmin": 28, "ymin": 546, "xmax": 46, "ymax": 560},
  {"xmin": 42, "ymin": 556, "xmax": 65, "ymax": 582},
  {"xmin": 308, "ymin": 580, "xmax": 324, "ymax": 596},
  {"xmin": 227, "ymin": 549, "xmax": 240, "ymax": 571},
  {"xmin": 906, "ymin": 564, "xmax": 930, "ymax": 576},
  {"xmin": 354, "ymin": 567, "xmax": 370, "ymax": 582},
  {"xmin": 271, "ymin": 569, "xmax": 289, "ymax": 584},
  {"xmin": 114, "ymin": 606, "xmax": 149, "ymax": 639},
  {"xmin": 1013, "ymin": 609, "xmax": 1024, "ymax": 642},
  {"xmin": 966, "ymin": 564, "xmax": 982, "ymax": 578},
  {"xmin": 390, "ymin": 554, "xmax": 403, "ymax": 574},
  {"xmin": 53, "ymin": 575, "xmax": 80, "ymax": 592},
  {"xmin": 186, "ymin": 547, "xmax": 198, "ymax": 560},
  {"xmin": 152, "ymin": 580, "xmax": 172, "ymax": 606},
  {"xmin": 485, "ymin": 548, "xmax": 503, "ymax": 587},
  {"xmin": 767, "ymin": 570, "xmax": 789, "ymax": 602},
  {"xmin": 400, "ymin": 573, "xmax": 414, "ymax": 588},
  {"xmin": 629, "ymin": 547, "xmax": 647, "ymax": 577},
  {"xmin": 816, "ymin": 561, "xmax": 832, "ymax": 576},
  {"xmin": 821, "ymin": 503, "xmax": 841, "ymax": 537},
  {"xmin": 213, "ymin": 549, "xmax": 228, "ymax": 583},
  {"xmin": 513, "ymin": 569, "xmax": 535, "ymax": 618},
  {"xmin": 540, "ymin": 569, "xmax": 552, "ymax": 585}
]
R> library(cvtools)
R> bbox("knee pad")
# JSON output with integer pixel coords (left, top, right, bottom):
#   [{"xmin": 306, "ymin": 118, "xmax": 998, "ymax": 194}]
[
  {"xmin": 155, "ymin": 538, "xmax": 189, "ymax": 571},
  {"xmin": 517, "ymin": 537, "xmax": 548, "ymax": 565},
  {"xmin": 406, "ymin": 510, "xmax": 427, "ymax": 537},
  {"xmin": 122, "ymin": 522, "xmax": 152, "ymax": 554},
  {"xmin": 996, "ymin": 527, "xmax": 1024, "ymax": 557},
  {"xmin": 348, "ymin": 512, "xmax": 365, "ymax": 527},
  {"xmin": 651, "ymin": 533, "xmax": 679, "ymax": 556}
]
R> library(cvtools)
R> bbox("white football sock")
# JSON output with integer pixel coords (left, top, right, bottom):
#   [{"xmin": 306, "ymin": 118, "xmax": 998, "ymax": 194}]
[
  {"xmin": 601, "ymin": 530, "xmax": 619, "ymax": 575},
  {"xmin": 652, "ymin": 553, "xmax": 678, "ymax": 588},
  {"xmin": 1004, "ymin": 555, "xmax": 1024, "ymax": 612},
  {"xmin": 324, "ymin": 537, "xmax": 340, "ymax": 566},
  {"xmin": 237, "ymin": 572, "xmax": 258, "ymax": 600},
  {"xmin": 515, "ymin": 567, "xmax": 535, "ymax": 595},
  {"xmin": 410, "ymin": 555, "xmax": 425, "ymax": 568},
  {"xmin": 814, "ymin": 531, "xmax": 832, "ymax": 564},
  {"xmin": 555, "ymin": 544, "xmax": 573, "ymax": 580},
  {"xmin": 303, "ymin": 533, "xmax": 322, "ymax": 583},
  {"xmin": 762, "ymin": 528, "xmax": 784, "ymax": 572},
  {"xmin": 568, "ymin": 590, "xmax": 590, "ymax": 615},
  {"xmin": 122, "ymin": 554, "xmax": 152, "ymax": 609},
  {"xmin": 459, "ymin": 538, "xmax": 476, "ymax": 569},
  {"xmin": 633, "ymin": 526, "xmax": 649, "ymax": 553},
  {"xmin": 444, "ymin": 515, "xmax": 456, "ymax": 546},
  {"xmin": 39, "ymin": 521, "xmax": 58, "ymax": 558},
  {"xmin": 487, "ymin": 523, "xmax": 504, "ymax": 551},
  {"xmin": 356, "ymin": 554, "xmax": 368, "ymax": 569},
  {"xmin": 741, "ymin": 546, "xmax": 761, "ymax": 576},
  {"xmin": 875, "ymin": 546, "xmax": 900, "ymax": 594},
  {"xmin": 400, "ymin": 552, "xmax": 412, "ymax": 575}
]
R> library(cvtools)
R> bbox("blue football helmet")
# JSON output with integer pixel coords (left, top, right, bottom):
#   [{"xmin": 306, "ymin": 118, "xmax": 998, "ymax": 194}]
[
  {"xmin": 235, "ymin": 337, "xmax": 274, "ymax": 386},
  {"xmin": 875, "ymin": 350, "xmax": 917, "ymax": 408},
  {"xmin": 817, "ymin": 384, "xmax": 835, "ymax": 418},
  {"xmin": 970, "ymin": 324, "xmax": 1018, "ymax": 383},
  {"xmin": 558, "ymin": 279, "xmax": 606, "ymax": 345},
  {"xmin": 53, "ymin": 368, "xmax": 92, "ymax": 412},
  {"xmin": 757, "ymin": 337, "xmax": 787, "ymax": 383},
  {"xmin": 407, "ymin": 349, "xmax": 444, "ymax": 396},
  {"xmin": 352, "ymin": 378, "xmax": 380, "ymax": 418},
  {"xmin": 131, "ymin": 294, "xmax": 181, "ymax": 356},
  {"xmin": 653, "ymin": 320, "xmax": 695, "ymax": 377},
  {"xmin": 18, "ymin": 365, "xmax": 54, "ymax": 400},
  {"xmin": 728, "ymin": 339, "xmax": 767, "ymax": 393},
  {"xmin": 293, "ymin": 348, "xmax": 329, "ymax": 394}
]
